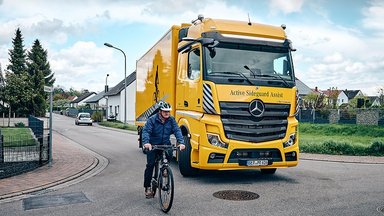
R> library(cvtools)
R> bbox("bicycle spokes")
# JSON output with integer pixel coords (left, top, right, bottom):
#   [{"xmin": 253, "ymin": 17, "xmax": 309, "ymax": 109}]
[{"xmin": 159, "ymin": 167, "xmax": 174, "ymax": 213}]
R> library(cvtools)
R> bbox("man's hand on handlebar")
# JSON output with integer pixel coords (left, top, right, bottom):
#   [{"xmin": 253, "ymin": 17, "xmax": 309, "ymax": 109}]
[
  {"xmin": 143, "ymin": 143, "xmax": 152, "ymax": 151},
  {"xmin": 178, "ymin": 144, "xmax": 185, "ymax": 151}
]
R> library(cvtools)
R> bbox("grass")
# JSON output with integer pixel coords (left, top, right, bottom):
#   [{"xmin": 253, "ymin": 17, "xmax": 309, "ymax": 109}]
[
  {"xmin": 98, "ymin": 121, "xmax": 137, "ymax": 131},
  {"xmin": 299, "ymin": 123, "xmax": 384, "ymax": 156},
  {"xmin": 1, "ymin": 127, "xmax": 39, "ymax": 147}
]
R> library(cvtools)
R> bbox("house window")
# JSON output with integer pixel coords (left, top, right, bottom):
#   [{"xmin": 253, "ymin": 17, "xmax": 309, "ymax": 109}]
[{"xmin": 115, "ymin": 105, "xmax": 119, "ymax": 117}]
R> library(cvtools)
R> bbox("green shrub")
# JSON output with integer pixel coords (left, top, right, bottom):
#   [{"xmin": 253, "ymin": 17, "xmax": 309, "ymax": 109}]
[
  {"xmin": 14, "ymin": 122, "xmax": 25, "ymax": 128},
  {"xmin": 91, "ymin": 111, "xmax": 103, "ymax": 122},
  {"xmin": 367, "ymin": 139, "xmax": 384, "ymax": 156}
]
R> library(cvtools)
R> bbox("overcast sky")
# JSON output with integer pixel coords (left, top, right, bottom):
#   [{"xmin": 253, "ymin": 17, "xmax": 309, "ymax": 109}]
[{"xmin": 0, "ymin": 0, "xmax": 383, "ymax": 95}]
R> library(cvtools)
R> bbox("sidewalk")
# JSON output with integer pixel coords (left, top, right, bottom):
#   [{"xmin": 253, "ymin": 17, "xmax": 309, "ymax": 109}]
[{"xmin": 0, "ymin": 131, "xmax": 107, "ymax": 203}]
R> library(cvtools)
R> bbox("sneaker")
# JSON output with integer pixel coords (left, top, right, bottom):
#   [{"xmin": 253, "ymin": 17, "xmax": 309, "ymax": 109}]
[{"xmin": 145, "ymin": 187, "xmax": 153, "ymax": 199}]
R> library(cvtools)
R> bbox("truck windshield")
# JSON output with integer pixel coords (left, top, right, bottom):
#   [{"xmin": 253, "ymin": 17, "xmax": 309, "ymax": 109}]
[{"xmin": 204, "ymin": 42, "xmax": 295, "ymax": 88}]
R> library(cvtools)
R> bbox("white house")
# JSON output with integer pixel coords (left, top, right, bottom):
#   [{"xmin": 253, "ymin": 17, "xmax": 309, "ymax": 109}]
[
  {"xmin": 105, "ymin": 72, "xmax": 136, "ymax": 124},
  {"xmin": 330, "ymin": 89, "xmax": 363, "ymax": 107},
  {"xmin": 337, "ymin": 91, "xmax": 348, "ymax": 106},
  {"xmin": 84, "ymin": 91, "xmax": 107, "ymax": 109},
  {"xmin": 70, "ymin": 91, "xmax": 96, "ymax": 108}
]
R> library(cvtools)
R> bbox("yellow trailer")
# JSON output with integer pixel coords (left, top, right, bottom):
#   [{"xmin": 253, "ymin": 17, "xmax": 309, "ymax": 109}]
[{"xmin": 136, "ymin": 15, "xmax": 299, "ymax": 176}]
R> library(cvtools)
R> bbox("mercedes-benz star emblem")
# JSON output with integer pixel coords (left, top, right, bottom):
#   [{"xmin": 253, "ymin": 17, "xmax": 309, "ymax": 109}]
[{"xmin": 249, "ymin": 100, "xmax": 265, "ymax": 117}]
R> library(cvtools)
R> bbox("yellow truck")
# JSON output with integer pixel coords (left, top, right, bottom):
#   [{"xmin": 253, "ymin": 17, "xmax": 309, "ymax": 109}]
[{"xmin": 135, "ymin": 15, "xmax": 299, "ymax": 176}]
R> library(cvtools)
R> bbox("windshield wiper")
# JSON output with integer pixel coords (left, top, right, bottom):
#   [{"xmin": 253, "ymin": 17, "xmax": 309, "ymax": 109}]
[
  {"xmin": 209, "ymin": 71, "xmax": 254, "ymax": 85},
  {"xmin": 244, "ymin": 65, "xmax": 290, "ymax": 87},
  {"xmin": 259, "ymin": 73, "xmax": 290, "ymax": 87}
]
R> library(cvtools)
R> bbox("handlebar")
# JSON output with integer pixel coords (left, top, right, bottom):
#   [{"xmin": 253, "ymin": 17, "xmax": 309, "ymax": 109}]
[{"xmin": 152, "ymin": 145, "xmax": 177, "ymax": 150}]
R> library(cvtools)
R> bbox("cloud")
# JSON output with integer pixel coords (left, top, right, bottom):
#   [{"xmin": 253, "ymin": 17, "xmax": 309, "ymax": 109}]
[
  {"xmin": 50, "ymin": 41, "xmax": 120, "ymax": 91},
  {"xmin": 323, "ymin": 52, "xmax": 343, "ymax": 63},
  {"xmin": 269, "ymin": 0, "xmax": 305, "ymax": 15},
  {"xmin": 362, "ymin": 0, "xmax": 384, "ymax": 35}
]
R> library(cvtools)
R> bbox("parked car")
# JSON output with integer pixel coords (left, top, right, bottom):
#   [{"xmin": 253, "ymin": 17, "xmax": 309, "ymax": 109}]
[{"xmin": 75, "ymin": 113, "xmax": 93, "ymax": 126}]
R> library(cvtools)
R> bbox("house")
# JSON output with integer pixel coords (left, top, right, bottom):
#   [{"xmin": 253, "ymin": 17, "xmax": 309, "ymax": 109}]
[
  {"xmin": 344, "ymin": 90, "xmax": 364, "ymax": 102},
  {"xmin": 296, "ymin": 78, "xmax": 314, "ymax": 98},
  {"xmin": 67, "ymin": 95, "xmax": 78, "ymax": 107},
  {"xmin": 70, "ymin": 91, "xmax": 96, "ymax": 108},
  {"xmin": 105, "ymin": 71, "xmax": 136, "ymax": 124},
  {"xmin": 84, "ymin": 91, "xmax": 107, "ymax": 110},
  {"xmin": 367, "ymin": 96, "xmax": 381, "ymax": 107}
]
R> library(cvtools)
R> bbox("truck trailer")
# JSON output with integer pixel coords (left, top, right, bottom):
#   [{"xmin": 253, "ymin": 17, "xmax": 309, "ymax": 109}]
[{"xmin": 135, "ymin": 15, "xmax": 299, "ymax": 176}]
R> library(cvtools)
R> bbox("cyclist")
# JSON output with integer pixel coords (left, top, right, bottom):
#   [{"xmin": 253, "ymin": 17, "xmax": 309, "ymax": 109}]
[{"xmin": 142, "ymin": 102, "xmax": 185, "ymax": 198}]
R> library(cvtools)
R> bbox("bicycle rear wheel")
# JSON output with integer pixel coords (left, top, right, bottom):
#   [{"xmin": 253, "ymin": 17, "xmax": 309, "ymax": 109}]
[{"xmin": 158, "ymin": 166, "xmax": 174, "ymax": 213}]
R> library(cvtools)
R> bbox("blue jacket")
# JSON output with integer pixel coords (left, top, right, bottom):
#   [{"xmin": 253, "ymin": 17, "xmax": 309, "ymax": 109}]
[{"xmin": 142, "ymin": 113, "xmax": 184, "ymax": 145}]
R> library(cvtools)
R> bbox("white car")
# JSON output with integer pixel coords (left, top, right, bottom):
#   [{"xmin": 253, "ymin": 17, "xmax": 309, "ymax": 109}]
[{"xmin": 75, "ymin": 113, "xmax": 93, "ymax": 126}]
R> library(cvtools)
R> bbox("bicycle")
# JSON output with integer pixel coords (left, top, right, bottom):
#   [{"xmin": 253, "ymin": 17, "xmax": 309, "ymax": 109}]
[{"xmin": 149, "ymin": 145, "xmax": 176, "ymax": 213}]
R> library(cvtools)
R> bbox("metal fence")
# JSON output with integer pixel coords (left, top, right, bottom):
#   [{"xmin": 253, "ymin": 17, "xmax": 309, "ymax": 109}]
[
  {"xmin": 297, "ymin": 108, "xmax": 384, "ymax": 125},
  {"xmin": 296, "ymin": 109, "xmax": 330, "ymax": 124},
  {"xmin": 0, "ymin": 116, "xmax": 49, "ymax": 179}
]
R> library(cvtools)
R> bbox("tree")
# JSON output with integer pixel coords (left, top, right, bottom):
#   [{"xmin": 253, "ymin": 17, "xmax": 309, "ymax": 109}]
[
  {"xmin": 3, "ymin": 72, "xmax": 33, "ymax": 117},
  {"xmin": 378, "ymin": 87, "xmax": 384, "ymax": 107},
  {"xmin": 0, "ymin": 63, "xmax": 5, "ymax": 111},
  {"xmin": 27, "ymin": 39, "xmax": 54, "ymax": 116},
  {"xmin": 327, "ymin": 87, "xmax": 339, "ymax": 109},
  {"xmin": 7, "ymin": 28, "xmax": 27, "ymax": 75}
]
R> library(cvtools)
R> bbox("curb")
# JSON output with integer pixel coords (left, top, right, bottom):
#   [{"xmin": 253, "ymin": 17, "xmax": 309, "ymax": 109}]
[{"xmin": 300, "ymin": 153, "xmax": 384, "ymax": 164}]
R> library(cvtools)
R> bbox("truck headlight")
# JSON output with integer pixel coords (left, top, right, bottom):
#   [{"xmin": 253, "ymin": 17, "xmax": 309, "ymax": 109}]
[
  {"xmin": 207, "ymin": 134, "xmax": 228, "ymax": 149},
  {"xmin": 283, "ymin": 133, "xmax": 296, "ymax": 148}
]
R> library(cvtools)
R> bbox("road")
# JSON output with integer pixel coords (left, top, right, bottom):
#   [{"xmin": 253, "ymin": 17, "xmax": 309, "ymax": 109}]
[{"xmin": 0, "ymin": 114, "xmax": 383, "ymax": 216}]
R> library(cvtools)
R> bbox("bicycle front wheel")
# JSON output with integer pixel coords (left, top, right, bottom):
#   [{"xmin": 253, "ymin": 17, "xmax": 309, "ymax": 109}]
[{"xmin": 158, "ymin": 166, "xmax": 174, "ymax": 213}]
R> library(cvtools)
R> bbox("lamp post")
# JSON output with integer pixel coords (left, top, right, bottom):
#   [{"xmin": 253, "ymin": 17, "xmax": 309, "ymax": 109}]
[
  {"xmin": 105, "ymin": 74, "xmax": 109, "ymax": 120},
  {"xmin": 105, "ymin": 74, "xmax": 109, "ymax": 93},
  {"xmin": 104, "ymin": 43, "xmax": 127, "ymax": 125}
]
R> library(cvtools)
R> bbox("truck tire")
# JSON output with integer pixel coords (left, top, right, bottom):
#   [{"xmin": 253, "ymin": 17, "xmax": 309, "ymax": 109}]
[
  {"xmin": 138, "ymin": 128, "xmax": 143, "ymax": 149},
  {"xmin": 138, "ymin": 128, "xmax": 145, "ymax": 154},
  {"xmin": 178, "ymin": 135, "xmax": 198, "ymax": 177},
  {"xmin": 260, "ymin": 168, "xmax": 277, "ymax": 175}
]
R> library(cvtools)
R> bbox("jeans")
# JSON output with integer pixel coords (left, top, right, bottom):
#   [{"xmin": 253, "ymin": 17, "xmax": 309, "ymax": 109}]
[{"xmin": 143, "ymin": 148, "xmax": 172, "ymax": 188}]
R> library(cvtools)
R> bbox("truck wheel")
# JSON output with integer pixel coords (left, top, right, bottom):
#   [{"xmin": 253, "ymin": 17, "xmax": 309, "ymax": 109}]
[
  {"xmin": 138, "ymin": 128, "xmax": 145, "ymax": 154},
  {"xmin": 178, "ymin": 135, "xmax": 198, "ymax": 177},
  {"xmin": 260, "ymin": 168, "xmax": 277, "ymax": 175},
  {"xmin": 138, "ymin": 128, "xmax": 143, "ymax": 149}
]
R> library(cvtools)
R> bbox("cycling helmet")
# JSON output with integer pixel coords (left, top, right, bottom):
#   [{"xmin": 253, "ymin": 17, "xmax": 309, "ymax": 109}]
[{"xmin": 159, "ymin": 102, "xmax": 172, "ymax": 111}]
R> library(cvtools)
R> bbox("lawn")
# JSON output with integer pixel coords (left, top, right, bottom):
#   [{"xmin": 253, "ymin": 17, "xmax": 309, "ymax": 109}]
[
  {"xmin": 98, "ymin": 121, "xmax": 137, "ymax": 131},
  {"xmin": 299, "ymin": 123, "xmax": 384, "ymax": 156},
  {"xmin": 0, "ymin": 127, "xmax": 39, "ymax": 147}
]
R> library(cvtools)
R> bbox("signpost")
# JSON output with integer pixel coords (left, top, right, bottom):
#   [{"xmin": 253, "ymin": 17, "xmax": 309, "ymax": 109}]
[{"xmin": 44, "ymin": 86, "xmax": 53, "ymax": 166}]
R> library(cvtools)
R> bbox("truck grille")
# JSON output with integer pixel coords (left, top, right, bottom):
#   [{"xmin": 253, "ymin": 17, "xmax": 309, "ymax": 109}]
[{"xmin": 220, "ymin": 102, "xmax": 290, "ymax": 143}]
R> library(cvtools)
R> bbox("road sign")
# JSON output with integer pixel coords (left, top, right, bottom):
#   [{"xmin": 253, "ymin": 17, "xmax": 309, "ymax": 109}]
[{"xmin": 44, "ymin": 86, "xmax": 53, "ymax": 92}]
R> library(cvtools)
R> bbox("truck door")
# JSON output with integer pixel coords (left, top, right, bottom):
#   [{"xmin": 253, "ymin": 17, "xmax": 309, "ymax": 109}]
[{"xmin": 183, "ymin": 45, "xmax": 203, "ymax": 112}]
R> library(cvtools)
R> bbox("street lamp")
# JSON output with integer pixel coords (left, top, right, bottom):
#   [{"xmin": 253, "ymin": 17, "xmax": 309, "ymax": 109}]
[
  {"xmin": 105, "ymin": 73, "xmax": 109, "ymax": 120},
  {"xmin": 105, "ymin": 74, "xmax": 109, "ymax": 93},
  {"xmin": 104, "ymin": 43, "xmax": 127, "ymax": 125}
]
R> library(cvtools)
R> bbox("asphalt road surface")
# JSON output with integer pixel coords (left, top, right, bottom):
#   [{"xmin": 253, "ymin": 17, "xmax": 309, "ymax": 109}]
[{"xmin": 0, "ymin": 114, "xmax": 383, "ymax": 216}]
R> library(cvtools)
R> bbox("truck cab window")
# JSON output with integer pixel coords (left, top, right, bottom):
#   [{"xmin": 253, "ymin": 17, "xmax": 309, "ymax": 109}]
[{"xmin": 188, "ymin": 48, "xmax": 201, "ymax": 80}]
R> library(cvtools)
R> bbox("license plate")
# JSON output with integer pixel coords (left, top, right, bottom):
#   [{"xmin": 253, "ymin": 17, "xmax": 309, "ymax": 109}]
[{"xmin": 246, "ymin": 160, "xmax": 268, "ymax": 166}]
